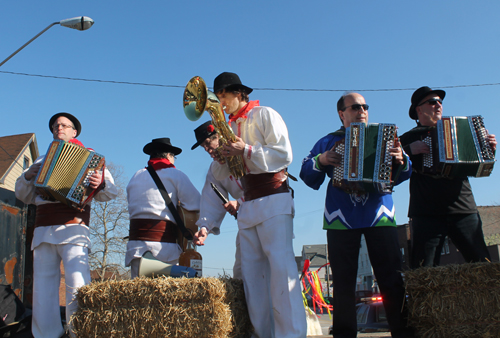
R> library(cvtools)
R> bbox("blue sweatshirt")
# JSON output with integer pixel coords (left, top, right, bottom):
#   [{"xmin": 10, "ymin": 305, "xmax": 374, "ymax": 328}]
[{"xmin": 300, "ymin": 128, "xmax": 411, "ymax": 230}]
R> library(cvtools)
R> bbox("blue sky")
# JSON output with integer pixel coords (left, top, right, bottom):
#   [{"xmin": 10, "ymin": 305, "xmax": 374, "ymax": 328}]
[{"xmin": 1, "ymin": 1, "xmax": 499, "ymax": 276}]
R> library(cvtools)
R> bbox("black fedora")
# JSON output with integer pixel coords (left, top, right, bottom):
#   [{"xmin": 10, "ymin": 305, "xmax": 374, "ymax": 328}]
[
  {"xmin": 49, "ymin": 112, "xmax": 82, "ymax": 137},
  {"xmin": 143, "ymin": 138, "xmax": 182, "ymax": 156},
  {"xmin": 213, "ymin": 72, "xmax": 253, "ymax": 95},
  {"xmin": 409, "ymin": 86, "xmax": 446, "ymax": 120},
  {"xmin": 191, "ymin": 121, "xmax": 217, "ymax": 150}
]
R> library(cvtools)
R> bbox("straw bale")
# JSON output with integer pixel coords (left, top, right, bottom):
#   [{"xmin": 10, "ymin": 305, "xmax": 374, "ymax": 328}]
[
  {"xmin": 405, "ymin": 262, "xmax": 500, "ymax": 338},
  {"xmin": 71, "ymin": 276, "xmax": 253, "ymax": 338}
]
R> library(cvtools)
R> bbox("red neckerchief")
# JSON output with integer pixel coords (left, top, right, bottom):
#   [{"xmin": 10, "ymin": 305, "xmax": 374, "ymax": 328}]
[
  {"xmin": 147, "ymin": 158, "xmax": 175, "ymax": 170},
  {"xmin": 228, "ymin": 100, "xmax": 260, "ymax": 124},
  {"xmin": 69, "ymin": 138, "xmax": 85, "ymax": 147}
]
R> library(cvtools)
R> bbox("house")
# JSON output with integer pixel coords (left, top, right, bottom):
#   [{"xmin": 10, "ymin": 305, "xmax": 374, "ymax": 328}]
[
  {"xmin": 0, "ymin": 133, "xmax": 39, "ymax": 306},
  {"xmin": 0, "ymin": 133, "xmax": 39, "ymax": 192}
]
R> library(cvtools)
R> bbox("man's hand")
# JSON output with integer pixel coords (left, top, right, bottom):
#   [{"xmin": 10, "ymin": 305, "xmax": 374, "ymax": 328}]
[
  {"xmin": 24, "ymin": 163, "xmax": 41, "ymax": 181},
  {"xmin": 222, "ymin": 136, "xmax": 246, "ymax": 157},
  {"xmin": 318, "ymin": 145, "xmax": 342, "ymax": 167},
  {"xmin": 487, "ymin": 132, "xmax": 497, "ymax": 151},
  {"xmin": 390, "ymin": 138, "xmax": 404, "ymax": 165},
  {"xmin": 193, "ymin": 227, "xmax": 208, "ymax": 246},
  {"xmin": 88, "ymin": 171, "xmax": 103, "ymax": 189},
  {"xmin": 409, "ymin": 140, "xmax": 430, "ymax": 155},
  {"xmin": 224, "ymin": 200, "xmax": 239, "ymax": 216}
]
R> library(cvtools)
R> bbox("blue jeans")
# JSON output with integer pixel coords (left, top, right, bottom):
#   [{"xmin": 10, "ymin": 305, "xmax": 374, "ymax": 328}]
[
  {"xmin": 410, "ymin": 213, "xmax": 490, "ymax": 268},
  {"xmin": 327, "ymin": 227, "xmax": 414, "ymax": 338}
]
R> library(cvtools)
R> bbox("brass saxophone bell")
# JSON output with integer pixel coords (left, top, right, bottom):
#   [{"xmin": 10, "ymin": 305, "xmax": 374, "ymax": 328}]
[{"xmin": 182, "ymin": 76, "xmax": 246, "ymax": 179}]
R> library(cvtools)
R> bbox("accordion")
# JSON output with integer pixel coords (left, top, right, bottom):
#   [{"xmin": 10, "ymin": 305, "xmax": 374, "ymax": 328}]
[
  {"xmin": 34, "ymin": 140, "xmax": 105, "ymax": 210},
  {"xmin": 420, "ymin": 116, "xmax": 495, "ymax": 178},
  {"xmin": 331, "ymin": 123, "xmax": 401, "ymax": 194}
]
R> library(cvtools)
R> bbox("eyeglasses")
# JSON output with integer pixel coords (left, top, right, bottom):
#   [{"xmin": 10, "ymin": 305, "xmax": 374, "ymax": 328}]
[
  {"xmin": 52, "ymin": 123, "xmax": 74, "ymax": 131},
  {"xmin": 341, "ymin": 104, "xmax": 369, "ymax": 112},
  {"xmin": 418, "ymin": 98, "xmax": 442, "ymax": 107}
]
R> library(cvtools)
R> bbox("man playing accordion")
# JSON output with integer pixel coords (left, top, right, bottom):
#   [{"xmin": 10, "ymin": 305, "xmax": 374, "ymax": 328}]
[
  {"xmin": 15, "ymin": 112, "xmax": 118, "ymax": 338},
  {"xmin": 400, "ymin": 86, "xmax": 497, "ymax": 268},
  {"xmin": 300, "ymin": 92, "xmax": 414, "ymax": 338}
]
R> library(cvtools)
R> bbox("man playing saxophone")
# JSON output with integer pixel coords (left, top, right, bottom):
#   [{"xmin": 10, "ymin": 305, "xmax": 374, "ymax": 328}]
[{"xmin": 210, "ymin": 72, "xmax": 306, "ymax": 338}]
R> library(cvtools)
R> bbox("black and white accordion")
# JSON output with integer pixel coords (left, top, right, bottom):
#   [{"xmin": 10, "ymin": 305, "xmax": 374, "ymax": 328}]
[
  {"xmin": 420, "ymin": 116, "xmax": 495, "ymax": 178},
  {"xmin": 331, "ymin": 123, "xmax": 401, "ymax": 194},
  {"xmin": 34, "ymin": 140, "xmax": 105, "ymax": 210}
]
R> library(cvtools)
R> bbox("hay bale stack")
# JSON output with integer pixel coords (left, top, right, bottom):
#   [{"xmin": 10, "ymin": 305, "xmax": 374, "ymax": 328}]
[
  {"xmin": 72, "ymin": 276, "xmax": 252, "ymax": 338},
  {"xmin": 405, "ymin": 262, "xmax": 500, "ymax": 338}
]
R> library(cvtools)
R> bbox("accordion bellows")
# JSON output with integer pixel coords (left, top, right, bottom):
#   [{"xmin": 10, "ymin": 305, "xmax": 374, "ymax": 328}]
[
  {"xmin": 332, "ymin": 123, "xmax": 400, "ymax": 193},
  {"xmin": 34, "ymin": 140, "xmax": 105, "ymax": 210},
  {"xmin": 422, "ymin": 115, "xmax": 495, "ymax": 177}
]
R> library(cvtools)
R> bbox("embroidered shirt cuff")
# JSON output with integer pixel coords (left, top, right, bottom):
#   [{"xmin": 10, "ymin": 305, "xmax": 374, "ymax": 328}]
[{"xmin": 244, "ymin": 144, "xmax": 252, "ymax": 160}]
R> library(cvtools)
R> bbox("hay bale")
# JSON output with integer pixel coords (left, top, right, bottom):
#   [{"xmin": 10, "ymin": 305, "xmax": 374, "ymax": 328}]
[
  {"xmin": 71, "ymin": 276, "xmax": 252, "ymax": 338},
  {"xmin": 405, "ymin": 262, "xmax": 500, "ymax": 338}
]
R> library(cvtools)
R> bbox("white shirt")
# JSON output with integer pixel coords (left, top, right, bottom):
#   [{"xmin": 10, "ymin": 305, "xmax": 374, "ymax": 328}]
[
  {"xmin": 15, "ymin": 155, "xmax": 119, "ymax": 250},
  {"xmin": 196, "ymin": 161, "xmax": 244, "ymax": 235},
  {"xmin": 125, "ymin": 166, "xmax": 201, "ymax": 266},
  {"xmin": 212, "ymin": 105, "xmax": 295, "ymax": 229}
]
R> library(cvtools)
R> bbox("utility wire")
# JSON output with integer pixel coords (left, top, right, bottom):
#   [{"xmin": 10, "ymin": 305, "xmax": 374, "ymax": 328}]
[{"xmin": 2, "ymin": 70, "xmax": 500, "ymax": 92}]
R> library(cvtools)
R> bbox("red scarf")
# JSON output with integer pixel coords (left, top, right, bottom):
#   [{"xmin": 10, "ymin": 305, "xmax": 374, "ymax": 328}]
[
  {"xmin": 69, "ymin": 138, "xmax": 85, "ymax": 147},
  {"xmin": 147, "ymin": 158, "xmax": 175, "ymax": 170},
  {"xmin": 228, "ymin": 100, "xmax": 260, "ymax": 124}
]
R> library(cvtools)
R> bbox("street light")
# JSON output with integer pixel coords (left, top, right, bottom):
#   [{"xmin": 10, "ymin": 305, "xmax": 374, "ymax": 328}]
[{"xmin": 0, "ymin": 16, "xmax": 94, "ymax": 67}]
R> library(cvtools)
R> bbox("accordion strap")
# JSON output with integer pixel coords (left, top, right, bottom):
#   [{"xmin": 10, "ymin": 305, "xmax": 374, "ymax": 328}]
[{"xmin": 145, "ymin": 165, "xmax": 193, "ymax": 241}]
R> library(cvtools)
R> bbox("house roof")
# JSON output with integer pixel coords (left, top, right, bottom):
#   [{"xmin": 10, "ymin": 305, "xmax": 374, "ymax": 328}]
[
  {"xmin": 0, "ymin": 133, "xmax": 36, "ymax": 180},
  {"xmin": 302, "ymin": 244, "xmax": 328, "ymax": 267}
]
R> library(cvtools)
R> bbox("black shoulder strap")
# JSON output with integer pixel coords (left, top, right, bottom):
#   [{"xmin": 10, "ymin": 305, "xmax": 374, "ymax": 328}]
[{"xmin": 146, "ymin": 165, "xmax": 193, "ymax": 241}]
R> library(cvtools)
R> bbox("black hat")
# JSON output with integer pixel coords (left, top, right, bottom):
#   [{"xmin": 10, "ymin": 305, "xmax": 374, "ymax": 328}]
[
  {"xmin": 191, "ymin": 121, "xmax": 217, "ymax": 150},
  {"xmin": 213, "ymin": 72, "xmax": 253, "ymax": 95},
  {"xmin": 143, "ymin": 138, "xmax": 182, "ymax": 155},
  {"xmin": 49, "ymin": 112, "xmax": 82, "ymax": 137},
  {"xmin": 409, "ymin": 86, "xmax": 446, "ymax": 120}
]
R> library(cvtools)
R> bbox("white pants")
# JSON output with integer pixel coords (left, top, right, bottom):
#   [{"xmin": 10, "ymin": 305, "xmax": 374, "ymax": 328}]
[
  {"xmin": 233, "ymin": 231, "xmax": 242, "ymax": 279},
  {"xmin": 240, "ymin": 214, "xmax": 306, "ymax": 338},
  {"xmin": 32, "ymin": 243, "xmax": 90, "ymax": 338}
]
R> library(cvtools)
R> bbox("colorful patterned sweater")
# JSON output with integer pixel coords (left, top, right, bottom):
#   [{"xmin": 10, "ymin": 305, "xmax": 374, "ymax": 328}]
[{"xmin": 299, "ymin": 128, "xmax": 411, "ymax": 230}]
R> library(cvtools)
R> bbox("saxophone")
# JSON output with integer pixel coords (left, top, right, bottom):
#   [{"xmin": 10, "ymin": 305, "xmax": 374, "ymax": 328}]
[{"xmin": 183, "ymin": 76, "xmax": 246, "ymax": 179}]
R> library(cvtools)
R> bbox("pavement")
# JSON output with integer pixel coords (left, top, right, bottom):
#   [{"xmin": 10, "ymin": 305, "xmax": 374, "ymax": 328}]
[{"xmin": 308, "ymin": 312, "xmax": 391, "ymax": 338}]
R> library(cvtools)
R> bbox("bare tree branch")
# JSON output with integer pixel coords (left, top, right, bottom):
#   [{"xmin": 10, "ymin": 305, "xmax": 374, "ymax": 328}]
[{"xmin": 89, "ymin": 162, "xmax": 129, "ymax": 280}]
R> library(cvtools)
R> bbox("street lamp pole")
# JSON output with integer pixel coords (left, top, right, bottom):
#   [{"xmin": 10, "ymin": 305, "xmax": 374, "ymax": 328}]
[{"xmin": 0, "ymin": 16, "xmax": 94, "ymax": 67}]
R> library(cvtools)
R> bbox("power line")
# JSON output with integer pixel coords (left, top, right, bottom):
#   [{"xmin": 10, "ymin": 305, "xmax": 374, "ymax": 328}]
[{"xmin": 2, "ymin": 70, "xmax": 500, "ymax": 92}]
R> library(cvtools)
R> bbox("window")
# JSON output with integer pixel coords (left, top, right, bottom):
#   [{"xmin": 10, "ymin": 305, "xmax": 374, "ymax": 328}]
[
  {"xmin": 356, "ymin": 304, "xmax": 369, "ymax": 324},
  {"xmin": 376, "ymin": 303, "xmax": 387, "ymax": 323},
  {"xmin": 23, "ymin": 156, "xmax": 30, "ymax": 170},
  {"xmin": 441, "ymin": 237, "xmax": 450, "ymax": 255}
]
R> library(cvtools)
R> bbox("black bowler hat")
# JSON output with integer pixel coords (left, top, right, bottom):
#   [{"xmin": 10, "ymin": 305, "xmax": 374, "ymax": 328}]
[
  {"xmin": 49, "ymin": 112, "xmax": 82, "ymax": 137},
  {"xmin": 143, "ymin": 138, "xmax": 182, "ymax": 155},
  {"xmin": 409, "ymin": 86, "xmax": 446, "ymax": 120},
  {"xmin": 213, "ymin": 72, "xmax": 253, "ymax": 95},
  {"xmin": 191, "ymin": 121, "xmax": 217, "ymax": 150}
]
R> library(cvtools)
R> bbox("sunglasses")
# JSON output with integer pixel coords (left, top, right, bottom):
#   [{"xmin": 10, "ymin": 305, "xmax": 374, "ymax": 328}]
[
  {"xmin": 418, "ymin": 98, "xmax": 443, "ymax": 107},
  {"xmin": 342, "ymin": 104, "xmax": 369, "ymax": 111}
]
